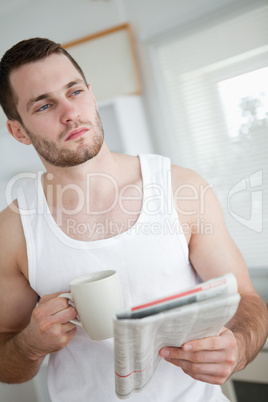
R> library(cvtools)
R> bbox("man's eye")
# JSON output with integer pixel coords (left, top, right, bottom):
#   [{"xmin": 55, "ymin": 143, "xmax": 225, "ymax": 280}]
[
  {"xmin": 38, "ymin": 104, "xmax": 50, "ymax": 112},
  {"xmin": 72, "ymin": 90, "xmax": 82, "ymax": 96}
]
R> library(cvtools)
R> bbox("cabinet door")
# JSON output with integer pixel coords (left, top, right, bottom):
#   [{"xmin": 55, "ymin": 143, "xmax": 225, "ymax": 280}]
[{"xmin": 99, "ymin": 95, "xmax": 153, "ymax": 155}]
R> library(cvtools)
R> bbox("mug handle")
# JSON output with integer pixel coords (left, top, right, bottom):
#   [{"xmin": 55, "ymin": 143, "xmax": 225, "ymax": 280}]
[{"xmin": 58, "ymin": 293, "xmax": 83, "ymax": 328}]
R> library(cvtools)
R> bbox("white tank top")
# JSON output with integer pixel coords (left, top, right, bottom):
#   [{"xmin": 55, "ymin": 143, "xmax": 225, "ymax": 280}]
[{"xmin": 17, "ymin": 154, "xmax": 229, "ymax": 402}]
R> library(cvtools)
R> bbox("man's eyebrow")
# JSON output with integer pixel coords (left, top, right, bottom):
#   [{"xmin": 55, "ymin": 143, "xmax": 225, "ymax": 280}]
[
  {"xmin": 26, "ymin": 79, "xmax": 86, "ymax": 111},
  {"xmin": 26, "ymin": 93, "xmax": 52, "ymax": 111},
  {"xmin": 66, "ymin": 79, "xmax": 86, "ymax": 89}
]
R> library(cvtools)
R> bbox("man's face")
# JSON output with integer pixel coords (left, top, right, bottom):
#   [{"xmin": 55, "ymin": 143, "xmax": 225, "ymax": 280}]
[{"xmin": 9, "ymin": 53, "xmax": 104, "ymax": 167}]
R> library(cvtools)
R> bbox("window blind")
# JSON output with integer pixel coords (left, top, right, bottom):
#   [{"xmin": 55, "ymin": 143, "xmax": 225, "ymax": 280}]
[{"xmin": 150, "ymin": 3, "xmax": 268, "ymax": 268}]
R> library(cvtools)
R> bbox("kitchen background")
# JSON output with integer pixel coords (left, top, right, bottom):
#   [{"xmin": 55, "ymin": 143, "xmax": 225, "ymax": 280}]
[{"xmin": 0, "ymin": 0, "xmax": 267, "ymax": 401}]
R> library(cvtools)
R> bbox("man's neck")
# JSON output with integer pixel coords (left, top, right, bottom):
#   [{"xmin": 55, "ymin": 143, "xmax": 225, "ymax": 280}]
[{"xmin": 42, "ymin": 142, "xmax": 117, "ymax": 188}]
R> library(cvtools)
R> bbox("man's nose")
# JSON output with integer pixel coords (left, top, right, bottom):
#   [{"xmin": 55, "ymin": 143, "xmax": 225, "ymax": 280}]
[{"xmin": 60, "ymin": 100, "xmax": 80, "ymax": 124}]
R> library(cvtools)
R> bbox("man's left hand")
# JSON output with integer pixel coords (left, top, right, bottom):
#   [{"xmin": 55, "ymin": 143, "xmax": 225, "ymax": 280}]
[{"xmin": 159, "ymin": 327, "xmax": 238, "ymax": 385}]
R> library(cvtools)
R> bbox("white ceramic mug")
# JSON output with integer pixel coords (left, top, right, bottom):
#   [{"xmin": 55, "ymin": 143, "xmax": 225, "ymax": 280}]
[{"xmin": 59, "ymin": 270, "xmax": 123, "ymax": 340}]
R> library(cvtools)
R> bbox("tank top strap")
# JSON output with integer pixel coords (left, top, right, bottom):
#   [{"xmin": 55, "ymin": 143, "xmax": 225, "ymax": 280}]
[
  {"xmin": 138, "ymin": 153, "xmax": 177, "ymax": 218},
  {"xmin": 138, "ymin": 153, "xmax": 189, "ymax": 259}
]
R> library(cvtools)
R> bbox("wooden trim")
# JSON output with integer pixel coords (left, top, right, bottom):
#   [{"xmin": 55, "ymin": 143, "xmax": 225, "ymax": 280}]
[
  {"xmin": 126, "ymin": 24, "xmax": 143, "ymax": 95},
  {"xmin": 64, "ymin": 23, "xmax": 130, "ymax": 49},
  {"xmin": 63, "ymin": 23, "xmax": 142, "ymax": 97}
]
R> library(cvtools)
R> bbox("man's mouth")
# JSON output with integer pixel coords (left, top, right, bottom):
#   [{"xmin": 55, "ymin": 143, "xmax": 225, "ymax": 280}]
[{"xmin": 65, "ymin": 127, "xmax": 89, "ymax": 141}]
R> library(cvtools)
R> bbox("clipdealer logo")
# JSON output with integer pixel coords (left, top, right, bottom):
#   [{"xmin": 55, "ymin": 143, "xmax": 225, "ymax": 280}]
[
  {"xmin": 227, "ymin": 170, "xmax": 263, "ymax": 233},
  {"xmin": 6, "ymin": 169, "xmax": 263, "ymax": 234}
]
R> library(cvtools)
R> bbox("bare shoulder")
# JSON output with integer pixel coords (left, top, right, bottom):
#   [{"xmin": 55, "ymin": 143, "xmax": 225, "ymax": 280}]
[
  {"xmin": 0, "ymin": 200, "xmax": 27, "ymax": 267},
  {"xmin": 170, "ymin": 164, "xmax": 223, "ymax": 223},
  {"xmin": 171, "ymin": 164, "xmax": 209, "ymax": 189},
  {"xmin": 0, "ymin": 199, "xmax": 21, "ymax": 227}
]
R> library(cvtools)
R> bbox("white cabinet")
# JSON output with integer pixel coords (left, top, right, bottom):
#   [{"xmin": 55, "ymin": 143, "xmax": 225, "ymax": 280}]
[{"xmin": 98, "ymin": 94, "xmax": 153, "ymax": 155}]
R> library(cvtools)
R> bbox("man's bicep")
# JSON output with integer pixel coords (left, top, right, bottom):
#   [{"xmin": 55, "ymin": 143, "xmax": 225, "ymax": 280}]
[
  {"xmin": 188, "ymin": 187, "xmax": 255, "ymax": 295},
  {"xmin": 0, "ymin": 266, "xmax": 38, "ymax": 334},
  {"xmin": 0, "ymin": 204, "xmax": 38, "ymax": 334}
]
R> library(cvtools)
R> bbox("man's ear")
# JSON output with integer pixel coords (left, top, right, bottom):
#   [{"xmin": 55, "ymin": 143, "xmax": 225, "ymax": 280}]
[{"xmin": 7, "ymin": 120, "xmax": 32, "ymax": 145}]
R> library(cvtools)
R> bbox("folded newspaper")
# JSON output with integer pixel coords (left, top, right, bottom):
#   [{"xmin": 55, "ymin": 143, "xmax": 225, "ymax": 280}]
[{"xmin": 113, "ymin": 273, "xmax": 240, "ymax": 399}]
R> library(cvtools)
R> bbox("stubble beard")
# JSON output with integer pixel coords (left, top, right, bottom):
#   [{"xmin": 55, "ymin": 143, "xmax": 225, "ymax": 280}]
[{"xmin": 23, "ymin": 110, "xmax": 104, "ymax": 167}]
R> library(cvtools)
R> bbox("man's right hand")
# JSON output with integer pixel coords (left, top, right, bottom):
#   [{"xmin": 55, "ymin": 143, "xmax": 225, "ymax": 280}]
[{"xmin": 22, "ymin": 292, "xmax": 78, "ymax": 360}]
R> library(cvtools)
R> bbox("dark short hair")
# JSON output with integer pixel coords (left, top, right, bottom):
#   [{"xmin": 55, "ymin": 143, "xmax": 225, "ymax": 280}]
[{"xmin": 0, "ymin": 37, "xmax": 87, "ymax": 124}]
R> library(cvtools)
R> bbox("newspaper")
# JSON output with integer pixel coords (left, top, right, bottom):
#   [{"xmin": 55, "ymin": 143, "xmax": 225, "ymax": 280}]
[{"xmin": 113, "ymin": 273, "xmax": 241, "ymax": 399}]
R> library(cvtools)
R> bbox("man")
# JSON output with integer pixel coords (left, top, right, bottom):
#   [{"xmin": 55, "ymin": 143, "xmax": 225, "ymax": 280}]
[{"xmin": 0, "ymin": 38, "xmax": 267, "ymax": 402}]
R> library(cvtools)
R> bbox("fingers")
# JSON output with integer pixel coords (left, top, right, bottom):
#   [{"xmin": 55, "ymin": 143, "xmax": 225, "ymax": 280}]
[
  {"xmin": 160, "ymin": 347, "xmax": 229, "ymax": 364},
  {"xmin": 181, "ymin": 362, "xmax": 232, "ymax": 385},
  {"xmin": 27, "ymin": 293, "xmax": 79, "ymax": 356},
  {"xmin": 38, "ymin": 293, "xmax": 71, "ymax": 314},
  {"xmin": 160, "ymin": 352, "xmax": 235, "ymax": 385},
  {"xmin": 51, "ymin": 305, "xmax": 78, "ymax": 325},
  {"xmin": 160, "ymin": 327, "xmax": 237, "ymax": 359},
  {"xmin": 159, "ymin": 328, "xmax": 238, "ymax": 385},
  {"xmin": 38, "ymin": 291, "xmax": 69, "ymax": 303},
  {"xmin": 33, "ymin": 299, "xmax": 78, "ymax": 330},
  {"xmin": 35, "ymin": 292, "xmax": 78, "ymax": 322},
  {"xmin": 182, "ymin": 328, "xmax": 233, "ymax": 353},
  {"xmin": 62, "ymin": 322, "xmax": 77, "ymax": 333}
]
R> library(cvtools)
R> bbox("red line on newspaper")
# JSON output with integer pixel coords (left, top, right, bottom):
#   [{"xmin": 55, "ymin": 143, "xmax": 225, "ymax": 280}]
[
  {"xmin": 115, "ymin": 359, "xmax": 153, "ymax": 378},
  {"xmin": 131, "ymin": 278, "xmax": 227, "ymax": 311}
]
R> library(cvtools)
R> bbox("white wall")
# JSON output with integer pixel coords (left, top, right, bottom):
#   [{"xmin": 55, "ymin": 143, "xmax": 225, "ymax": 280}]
[
  {"xmin": 0, "ymin": 0, "xmax": 247, "ymax": 128},
  {"xmin": 0, "ymin": 0, "xmax": 124, "ymax": 55},
  {"xmin": 0, "ymin": 0, "xmax": 242, "ymax": 54}
]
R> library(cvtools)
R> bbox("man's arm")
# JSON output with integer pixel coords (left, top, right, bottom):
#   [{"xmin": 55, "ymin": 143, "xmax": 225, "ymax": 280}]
[
  {"xmin": 0, "ymin": 202, "xmax": 77, "ymax": 383},
  {"xmin": 160, "ymin": 166, "xmax": 268, "ymax": 384}
]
